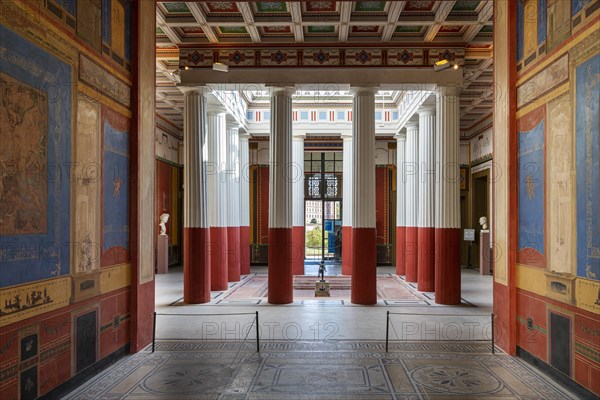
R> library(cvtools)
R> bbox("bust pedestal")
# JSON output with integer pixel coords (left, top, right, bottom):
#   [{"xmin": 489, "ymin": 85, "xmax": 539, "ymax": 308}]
[
  {"xmin": 157, "ymin": 235, "xmax": 169, "ymax": 274},
  {"xmin": 479, "ymin": 230, "xmax": 491, "ymax": 275},
  {"xmin": 315, "ymin": 281, "xmax": 331, "ymax": 297}
]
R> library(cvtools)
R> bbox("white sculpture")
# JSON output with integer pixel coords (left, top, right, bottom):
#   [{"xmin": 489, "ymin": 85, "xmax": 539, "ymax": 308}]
[
  {"xmin": 479, "ymin": 216, "xmax": 488, "ymax": 230},
  {"xmin": 159, "ymin": 213, "xmax": 170, "ymax": 235}
]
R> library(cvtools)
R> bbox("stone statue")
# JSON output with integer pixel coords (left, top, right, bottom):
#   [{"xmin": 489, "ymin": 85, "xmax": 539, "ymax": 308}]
[
  {"xmin": 159, "ymin": 213, "xmax": 169, "ymax": 235},
  {"xmin": 318, "ymin": 260, "xmax": 326, "ymax": 282},
  {"xmin": 479, "ymin": 216, "xmax": 488, "ymax": 230}
]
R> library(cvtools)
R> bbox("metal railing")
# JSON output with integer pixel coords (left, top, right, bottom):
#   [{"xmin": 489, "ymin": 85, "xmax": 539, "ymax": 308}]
[
  {"xmin": 152, "ymin": 311, "xmax": 260, "ymax": 353},
  {"xmin": 385, "ymin": 311, "xmax": 496, "ymax": 354}
]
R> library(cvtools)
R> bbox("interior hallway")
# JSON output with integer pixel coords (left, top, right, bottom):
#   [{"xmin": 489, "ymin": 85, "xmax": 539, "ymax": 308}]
[{"xmin": 62, "ymin": 267, "xmax": 578, "ymax": 400}]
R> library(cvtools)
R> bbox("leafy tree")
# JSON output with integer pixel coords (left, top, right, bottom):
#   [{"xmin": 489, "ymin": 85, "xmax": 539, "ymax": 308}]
[
  {"xmin": 306, "ymin": 226, "xmax": 322, "ymax": 248},
  {"xmin": 310, "ymin": 218, "xmax": 317, "ymax": 224}
]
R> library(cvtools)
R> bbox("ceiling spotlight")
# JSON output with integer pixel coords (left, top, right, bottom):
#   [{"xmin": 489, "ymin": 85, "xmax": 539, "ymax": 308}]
[
  {"xmin": 212, "ymin": 62, "xmax": 229, "ymax": 72},
  {"xmin": 434, "ymin": 59, "xmax": 451, "ymax": 72},
  {"xmin": 184, "ymin": 66, "xmax": 189, "ymax": 70},
  {"xmin": 453, "ymin": 64, "xmax": 459, "ymax": 70}
]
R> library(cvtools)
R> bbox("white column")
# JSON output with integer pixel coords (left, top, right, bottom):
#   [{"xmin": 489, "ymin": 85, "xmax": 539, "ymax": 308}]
[
  {"xmin": 227, "ymin": 123, "xmax": 240, "ymax": 229},
  {"xmin": 404, "ymin": 120, "xmax": 419, "ymax": 282},
  {"xmin": 434, "ymin": 85, "xmax": 462, "ymax": 304},
  {"xmin": 405, "ymin": 121, "xmax": 419, "ymax": 230},
  {"xmin": 395, "ymin": 129, "xmax": 407, "ymax": 228},
  {"xmin": 417, "ymin": 106, "xmax": 436, "ymax": 230},
  {"xmin": 292, "ymin": 134, "xmax": 305, "ymax": 229},
  {"xmin": 350, "ymin": 86, "xmax": 377, "ymax": 305},
  {"xmin": 239, "ymin": 130, "xmax": 251, "ymax": 274},
  {"xmin": 207, "ymin": 110, "xmax": 228, "ymax": 229},
  {"xmin": 268, "ymin": 86, "xmax": 295, "ymax": 304},
  {"xmin": 395, "ymin": 129, "xmax": 407, "ymax": 275},
  {"xmin": 180, "ymin": 86, "xmax": 210, "ymax": 303},
  {"xmin": 435, "ymin": 87, "xmax": 461, "ymax": 230},
  {"xmin": 342, "ymin": 133, "xmax": 353, "ymax": 229}
]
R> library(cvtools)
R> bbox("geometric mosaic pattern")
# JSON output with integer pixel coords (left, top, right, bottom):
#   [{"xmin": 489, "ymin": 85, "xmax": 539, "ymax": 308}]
[{"xmin": 64, "ymin": 340, "xmax": 575, "ymax": 399}]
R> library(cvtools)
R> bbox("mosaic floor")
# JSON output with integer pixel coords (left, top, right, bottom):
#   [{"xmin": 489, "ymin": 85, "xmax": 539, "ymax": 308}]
[
  {"xmin": 221, "ymin": 274, "xmax": 424, "ymax": 302},
  {"xmin": 64, "ymin": 340, "xmax": 576, "ymax": 399}
]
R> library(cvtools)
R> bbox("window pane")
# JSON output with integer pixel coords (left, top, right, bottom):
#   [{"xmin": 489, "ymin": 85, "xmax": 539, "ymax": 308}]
[
  {"xmin": 325, "ymin": 161, "xmax": 335, "ymax": 172},
  {"xmin": 312, "ymin": 161, "xmax": 321, "ymax": 172},
  {"xmin": 325, "ymin": 152, "xmax": 334, "ymax": 160}
]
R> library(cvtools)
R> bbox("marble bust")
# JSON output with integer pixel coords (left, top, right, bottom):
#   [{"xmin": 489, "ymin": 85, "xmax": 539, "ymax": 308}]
[
  {"xmin": 479, "ymin": 216, "xmax": 488, "ymax": 230},
  {"xmin": 159, "ymin": 213, "xmax": 169, "ymax": 235}
]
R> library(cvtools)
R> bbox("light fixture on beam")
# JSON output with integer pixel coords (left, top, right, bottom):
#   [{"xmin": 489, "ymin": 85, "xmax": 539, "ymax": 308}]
[
  {"xmin": 434, "ymin": 59, "xmax": 451, "ymax": 72},
  {"xmin": 212, "ymin": 62, "xmax": 229, "ymax": 72}
]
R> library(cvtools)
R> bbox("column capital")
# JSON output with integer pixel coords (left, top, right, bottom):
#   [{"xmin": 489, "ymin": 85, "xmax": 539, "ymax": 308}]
[
  {"xmin": 395, "ymin": 130, "xmax": 407, "ymax": 141},
  {"xmin": 341, "ymin": 132, "xmax": 353, "ymax": 141},
  {"xmin": 350, "ymin": 86, "xmax": 378, "ymax": 96},
  {"xmin": 418, "ymin": 105, "xmax": 436, "ymax": 116},
  {"xmin": 292, "ymin": 133, "xmax": 306, "ymax": 141},
  {"xmin": 238, "ymin": 128, "xmax": 250, "ymax": 140},
  {"xmin": 207, "ymin": 105, "xmax": 227, "ymax": 116},
  {"xmin": 436, "ymin": 85, "xmax": 461, "ymax": 97},
  {"xmin": 178, "ymin": 85, "xmax": 206, "ymax": 96},
  {"xmin": 405, "ymin": 120, "xmax": 419, "ymax": 130},
  {"xmin": 270, "ymin": 86, "xmax": 296, "ymax": 96}
]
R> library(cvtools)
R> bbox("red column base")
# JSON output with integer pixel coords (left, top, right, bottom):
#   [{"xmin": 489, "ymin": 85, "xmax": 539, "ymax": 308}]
[
  {"xmin": 418, "ymin": 227, "xmax": 435, "ymax": 292},
  {"xmin": 395, "ymin": 226, "xmax": 406, "ymax": 275},
  {"xmin": 268, "ymin": 228, "xmax": 293, "ymax": 304},
  {"xmin": 210, "ymin": 227, "xmax": 228, "ymax": 291},
  {"xmin": 184, "ymin": 227, "xmax": 210, "ymax": 304},
  {"xmin": 240, "ymin": 226, "xmax": 250, "ymax": 275},
  {"xmin": 342, "ymin": 226, "xmax": 353, "ymax": 275},
  {"xmin": 291, "ymin": 226, "xmax": 305, "ymax": 275},
  {"xmin": 351, "ymin": 228, "xmax": 377, "ymax": 305},
  {"xmin": 435, "ymin": 228, "xmax": 461, "ymax": 304},
  {"xmin": 405, "ymin": 227, "xmax": 418, "ymax": 282},
  {"xmin": 227, "ymin": 227, "xmax": 241, "ymax": 282}
]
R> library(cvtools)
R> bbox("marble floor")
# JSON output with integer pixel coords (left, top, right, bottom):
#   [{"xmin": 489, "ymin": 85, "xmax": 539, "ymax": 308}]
[
  {"xmin": 62, "ymin": 265, "xmax": 579, "ymax": 399},
  {"xmin": 64, "ymin": 340, "xmax": 577, "ymax": 399}
]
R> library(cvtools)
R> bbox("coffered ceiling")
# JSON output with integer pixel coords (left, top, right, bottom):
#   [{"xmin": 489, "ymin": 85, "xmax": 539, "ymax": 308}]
[{"xmin": 155, "ymin": 1, "xmax": 494, "ymax": 135}]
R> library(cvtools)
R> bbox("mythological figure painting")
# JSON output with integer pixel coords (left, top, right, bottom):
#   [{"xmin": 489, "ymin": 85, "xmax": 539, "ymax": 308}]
[{"xmin": 0, "ymin": 25, "xmax": 71, "ymax": 287}]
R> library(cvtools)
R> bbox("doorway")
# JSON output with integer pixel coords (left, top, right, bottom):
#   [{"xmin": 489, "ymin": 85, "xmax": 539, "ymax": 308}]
[
  {"xmin": 304, "ymin": 152, "xmax": 343, "ymax": 261},
  {"xmin": 471, "ymin": 169, "xmax": 490, "ymax": 271}
]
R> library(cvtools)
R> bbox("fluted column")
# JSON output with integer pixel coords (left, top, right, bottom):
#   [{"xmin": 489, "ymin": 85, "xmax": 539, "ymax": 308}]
[
  {"xmin": 435, "ymin": 86, "xmax": 461, "ymax": 304},
  {"xmin": 351, "ymin": 87, "xmax": 377, "ymax": 305},
  {"xmin": 291, "ymin": 133, "xmax": 305, "ymax": 275},
  {"xmin": 226, "ymin": 122, "xmax": 241, "ymax": 282},
  {"xmin": 341, "ymin": 132, "xmax": 353, "ymax": 275},
  {"xmin": 180, "ymin": 87, "xmax": 210, "ymax": 304},
  {"xmin": 417, "ymin": 106, "xmax": 436, "ymax": 292},
  {"xmin": 405, "ymin": 120, "xmax": 419, "ymax": 283},
  {"xmin": 239, "ymin": 130, "xmax": 251, "ymax": 275},
  {"xmin": 268, "ymin": 86, "xmax": 295, "ymax": 304},
  {"xmin": 395, "ymin": 129, "xmax": 407, "ymax": 275},
  {"xmin": 207, "ymin": 108, "xmax": 229, "ymax": 290}
]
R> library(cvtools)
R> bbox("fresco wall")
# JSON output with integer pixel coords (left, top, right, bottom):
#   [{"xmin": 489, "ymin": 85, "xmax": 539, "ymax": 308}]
[
  {"xmin": 0, "ymin": 1, "xmax": 133, "ymax": 398},
  {"xmin": 155, "ymin": 119, "xmax": 182, "ymax": 267},
  {"xmin": 515, "ymin": 0, "xmax": 599, "ymax": 395}
]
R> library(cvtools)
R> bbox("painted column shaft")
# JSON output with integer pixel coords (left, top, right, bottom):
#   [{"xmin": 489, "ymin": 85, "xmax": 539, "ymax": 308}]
[
  {"xmin": 395, "ymin": 130, "xmax": 407, "ymax": 275},
  {"xmin": 291, "ymin": 135, "xmax": 305, "ymax": 275},
  {"xmin": 181, "ymin": 87, "xmax": 210, "ymax": 304},
  {"xmin": 351, "ymin": 87, "xmax": 377, "ymax": 305},
  {"xmin": 342, "ymin": 133, "xmax": 353, "ymax": 276},
  {"xmin": 268, "ymin": 86, "xmax": 295, "ymax": 304},
  {"xmin": 435, "ymin": 86, "xmax": 462, "ymax": 305},
  {"xmin": 404, "ymin": 122, "xmax": 419, "ymax": 283},
  {"xmin": 417, "ymin": 106, "xmax": 436, "ymax": 292},
  {"xmin": 239, "ymin": 133, "xmax": 251, "ymax": 275},
  {"xmin": 226, "ymin": 124, "xmax": 241, "ymax": 282},
  {"xmin": 207, "ymin": 110, "xmax": 229, "ymax": 290}
]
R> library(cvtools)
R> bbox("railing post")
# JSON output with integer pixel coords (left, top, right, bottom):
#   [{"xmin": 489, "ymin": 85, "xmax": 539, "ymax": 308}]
[
  {"xmin": 255, "ymin": 311, "xmax": 260, "ymax": 353},
  {"xmin": 152, "ymin": 311, "xmax": 157, "ymax": 353},
  {"xmin": 385, "ymin": 311, "xmax": 390, "ymax": 353},
  {"xmin": 491, "ymin": 312, "xmax": 495, "ymax": 354}
]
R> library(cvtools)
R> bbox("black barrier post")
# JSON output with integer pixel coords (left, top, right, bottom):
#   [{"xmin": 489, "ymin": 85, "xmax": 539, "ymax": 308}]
[
  {"xmin": 491, "ymin": 313, "xmax": 495, "ymax": 354},
  {"xmin": 385, "ymin": 311, "xmax": 389, "ymax": 352},
  {"xmin": 255, "ymin": 311, "xmax": 260, "ymax": 353},
  {"xmin": 152, "ymin": 311, "xmax": 157, "ymax": 353}
]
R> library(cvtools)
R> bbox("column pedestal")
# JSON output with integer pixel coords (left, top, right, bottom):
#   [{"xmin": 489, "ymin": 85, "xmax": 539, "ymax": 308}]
[{"xmin": 157, "ymin": 235, "xmax": 169, "ymax": 274}]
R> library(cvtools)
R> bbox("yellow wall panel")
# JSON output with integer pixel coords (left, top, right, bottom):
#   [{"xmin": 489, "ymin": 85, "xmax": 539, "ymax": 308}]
[
  {"xmin": 100, "ymin": 263, "xmax": 131, "ymax": 294},
  {"xmin": 516, "ymin": 264, "xmax": 546, "ymax": 296},
  {"xmin": 111, "ymin": 0, "xmax": 125, "ymax": 57}
]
